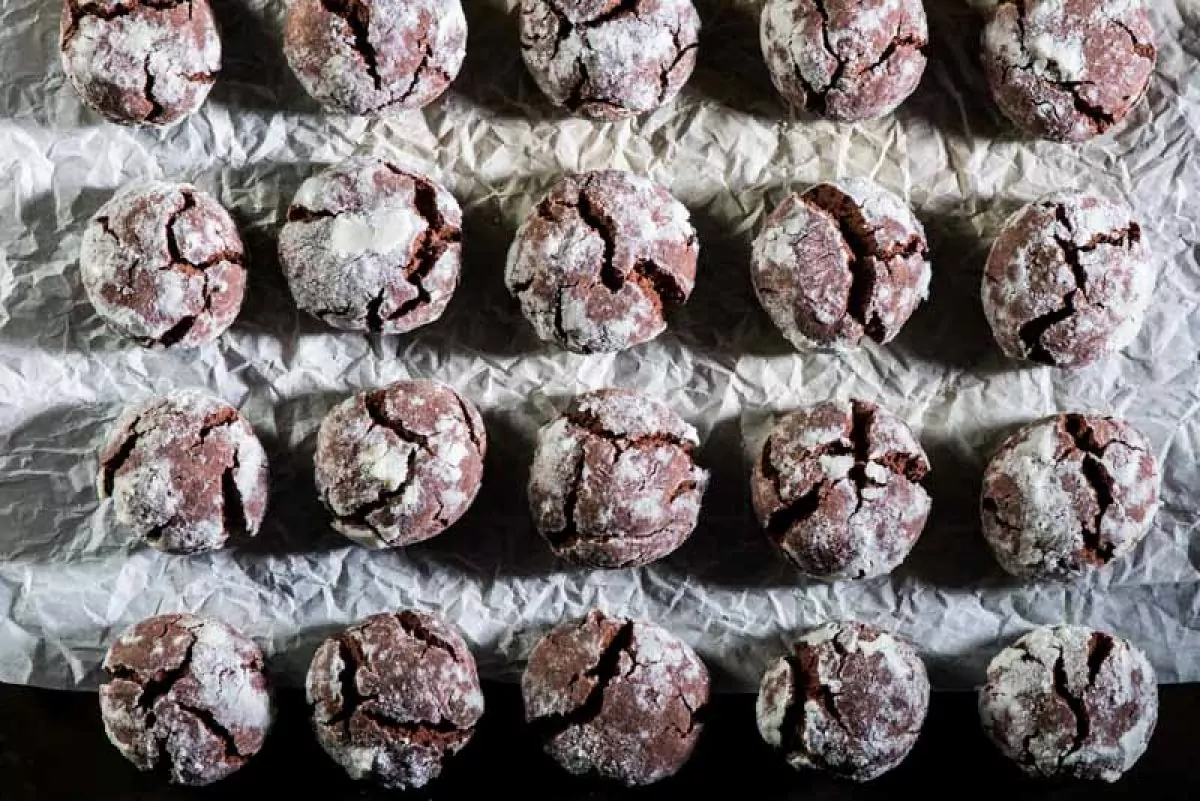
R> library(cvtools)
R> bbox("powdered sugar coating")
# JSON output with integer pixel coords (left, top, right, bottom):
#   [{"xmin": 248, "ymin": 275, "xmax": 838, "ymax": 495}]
[
  {"xmin": 283, "ymin": 0, "xmax": 467, "ymax": 116},
  {"xmin": 519, "ymin": 0, "xmax": 700, "ymax": 120},
  {"xmin": 306, "ymin": 611, "xmax": 484, "ymax": 790},
  {"xmin": 506, "ymin": 170, "xmax": 698, "ymax": 354},
  {"xmin": 98, "ymin": 390, "xmax": 270, "ymax": 554},
  {"xmin": 751, "ymin": 397, "xmax": 930, "ymax": 580},
  {"xmin": 756, "ymin": 621, "xmax": 929, "ymax": 781},
  {"xmin": 279, "ymin": 157, "xmax": 463, "ymax": 334},
  {"xmin": 760, "ymin": 0, "xmax": 928, "ymax": 122},
  {"xmin": 979, "ymin": 625, "xmax": 1157, "ymax": 782},
  {"xmin": 522, "ymin": 610, "xmax": 709, "ymax": 787},
  {"xmin": 314, "ymin": 380, "xmax": 486, "ymax": 549},
  {"xmin": 528, "ymin": 388, "xmax": 708, "ymax": 568},
  {"xmin": 983, "ymin": 191, "xmax": 1152, "ymax": 368},
  {"xmin": 981, "ymin": 413, "xmax": 1160, "ymax": 580},
  {"xmin": 751, "ymin": 179, "xmax": 930, "ymax": 352},
  {"xmin": 60, "ymin": 0, "xmax": 221, "ymax": 126},
  {"xmin": 100, "ymin": 613, "xmax": 273, "ymax": 786},
  {"xmin": 982, "ymin": 0, "xmax": 1156, "ymax": 142},
  {"xmin": 81, "ymin": 182, "xmax": 246, "ymax": 348}
]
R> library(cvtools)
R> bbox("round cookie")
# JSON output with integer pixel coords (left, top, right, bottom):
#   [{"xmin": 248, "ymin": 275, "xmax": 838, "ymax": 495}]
[
  {"xmin": 756, "ymin": 621, "xmax": 929, "ymax": 781},
  {"xmin": 506, "ymin": 170, "xmax": 698, "ymax": 354},
  {"xmin": 760, "ymin": 0, "xmax": 929, "ymax": 122},
  {"xmin": 518, "ymin": 0, "xmax": 700, "ymax": 120},
  {"xmin": 751, "ymin": 398, "xmax": 931, "ymax": 580},
  {"xmin": 81, "ymin": 182, "xmax": 246, "ymax": 348},
  {"xmin": 314, "ymin": 380, "xmax": 486, "ymax": 548},
  {"xmin": 306, "ymin": 611, "xmax": 484, "ymax": 790},
  {"xmin": 283, "ymin": 0, "xmax": 467, "ymax": 116},
  {"xmin": 528, "ymin": 388, "xmax": 708, "ymax": 569},
  {"xmin": 979, "ymin": 625, "xmax": 1157, "ymax": 782},
  {"xmin": 98, "ymin": 391, "xmax": 270, "ymax": 554},
  {"xmin": 982, "ymin": 0, "xmax": 1156, "ymax": 142},
  {"xmin": 522, "ymin": 610, "xmax": 709, "ymax": 786},
  {"xmin": 279, "ymin": 157, "xmax": 463, "ymax": 334},
  {"xmin": 980, "ymin": 413, "xmax": 1160, "ymax": 580},
  {"xmin": 100, "ymin": 613, "xmax": 272, "ymax": 786},
  {"xmin": 751, "ymin": 179, "xmax": 931, "ymax": 352},
  {"xmin": 60, "ymin": 0, "xmax": 221, "ymax": 126},
  {"xmin": 982, "ymin": 192, "xmax": 1152, "ymax": 369}
]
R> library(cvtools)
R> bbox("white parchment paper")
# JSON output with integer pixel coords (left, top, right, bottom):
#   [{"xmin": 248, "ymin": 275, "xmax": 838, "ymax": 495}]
[{"xmin": 1, "ymin": 0, "xmax": 1199, "ymax": 692}]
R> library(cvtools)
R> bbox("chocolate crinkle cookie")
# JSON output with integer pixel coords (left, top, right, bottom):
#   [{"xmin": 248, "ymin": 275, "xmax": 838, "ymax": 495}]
[
  {"xmin": 983, "ymin": 192, "xmax": 1152, "ymax": 369},
  {"xmin": 506, "ymin": 170, "xmax": 698, "ymax": 354},
  {"xmin": 279, "ymin": 157, "xmax": 463, "ymax": 334},
  {"xmin": 980, "ymin": 413, "xmax": 1159, "ymax": 580},
  {"xmin": 284, "ymin": 0, "xmax": 467, "ymax": 115},
  {"xmin": 752, "ymin": 398, "xmax": 930, "ymax": 580},
  {"xmin": 81, "ymin": 182, "xmax": 246, "ymax": 348},
  {"xmin": 760, "ymin": 0, "xmax": 929, "ymax": 122},
  {"xmin": 306, "ymin": 611, "xmax": 484, "ymax": 790},
  {"xmin": 756, "ymin": 621, "xmax": 929, "ymax": 781},
  {"xmin": 314, "ymin": 380, "xmax": 486, "ymax": 548},
  {"xmin": 979, "ymin": 625, "xmax": 1157, "ymax": 782},
  {"xmin": 751, "ymin": 179, "xmax": 930, "ymax": 352},
  {"xmin": 528, "ymin": 388, "xmax": 708, "ymax": 569},
  {"xmin": 98, "ymin": 391, "xmax": 270, "ymax": 554},
  {"xmin": 60, "ymin": 0, "xmax": 221, "ymax": 126},
  {"xmin": 519, "ymin": 0, "xmax": 700, "ymax": 120},
  {"xmin": 100, "ymin": 614, "xmax": 273, "ymax": 786},
  {"xmin": 522, "ymin": 610, "xmax": 709, "ymax": 786},
  {"xmin": 983, "ymin": 0, "xmax": 1156, "ymax": 142}
]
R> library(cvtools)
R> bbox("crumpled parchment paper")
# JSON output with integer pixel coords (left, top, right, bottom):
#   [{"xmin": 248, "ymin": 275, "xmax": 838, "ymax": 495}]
[{"xmin": 1, "ymin": 0, "xmax": 1199, "ymax": 692}]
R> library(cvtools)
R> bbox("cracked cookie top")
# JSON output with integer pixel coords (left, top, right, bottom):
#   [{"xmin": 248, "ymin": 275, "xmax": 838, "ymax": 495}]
[
  {"xmin": 98, "ymin": 391, "xmax": 270, "ymax": 554},
  {"xmin": 60, "ymin": 0, "xmax": 221, "ymax": 126},
  {"xmin": 283, "ymin": 0, "xmax": 467, "ymax": 116},
  {"xmin": 756, "ymin": 621, "xmax": 929, "ymax": 782},
  {"xmin": 983, "ymin": 191, "xmax": 1152, "ymax": 369},
  {"xmin": 306, "ymin": 611, "xmax": 484, "ymax": 790},
  {"xmin": 506, "ymin": 170, "xmax": 698, "ymax": 354},
  {"xmin": 760, "ymin": 0, "xmax": 929, "ymax": 122},
  {"xmin": 982, "ymin": 0, "xmax": 1156, "ymax": 142},
  {"xmin": 519, "ymin": 0, "xmax": 700, "ymax": 120},
  {"xmin": 528, "ymin": 388, "xmax": 708, "ymax": 569},
  {"xmin": 979, "ymin": 625, "xmax": 1157, "ymax": 782},
  {"xmin": 81, "ymin": 181, "xmax": 246, "ymax": 348},
  {"xmin": 314, "ymin": 380, "xmax": 486, "ymax": 549},
  {"xmin": 100, "ymin": 613, "xmax": 273, "ymax": 786},
  {"xmin": 751, "ymin": 178, "xmax": 930, "ymax": 352},
  {"xmin": 279, "ymin": 157, "xmax": 463, "ymax": 335},
  {"xmin": 751, "ymin": 397, "xmax": 931, "ymax": 580},
  {"xmin": 980, "ymin": 413, "xmax": 1160, "ymax": 580},
  {"xmin": 522, "ymin": 610, "xmax": 709, "ymax": 787}
]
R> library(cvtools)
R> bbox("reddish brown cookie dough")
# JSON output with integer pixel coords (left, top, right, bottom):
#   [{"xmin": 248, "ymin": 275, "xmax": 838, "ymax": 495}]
[
  {"xmin": 528, "ymin": 389, "xmax": 708, "ymax": 569},
  {"xmin": 751, "ymin": 179, "xmax": 930, "ymax": 352},
  {"xmin": 99, "ymin": 614, "xmax": 273, "ymax": 786},
  {"xmin": 980, "ymin": 413, "xmax": 1160, "ymax": 580},
  {"xmin": 506, "ymin": 170, "xmax": 698, "ymax": 354},
  {"xmin": 279, "ymin": 157, "xmax": 463, "ymax": 334},
  {"xmin": 982, "ymin": 192, "xmax": 1152, "ymax": 369},
  {"xmin": 756, "ymin": 621, "xmax": 929, "ymax": 781},
  {"xmin": 751, "ymin": 398, "xmax": 930, "ymax": 580},
  {"xmin": 283, "ymin": 0, "xmax": 466, "ymax": 116},
  {"xmin": 60, "ymin": 0, "xmax": 221, "ymax": 126},
  {"xmin": 983, "ymin": 0, "xmax": 1156, "ymax": 142},
  {"xmin": 760, "ymin": 0, "xmax": 928, "ymax": 122},
  {"xmin": 979, "ymin": 625, "xmax": 1157, "ymax": 782},
  {"xmin": 81, "ymin": 182, "xmax": 246, "ymax": 348},
  {"xmin": 98, "ymin": 391, "xmax": 270, "ymax": 554},
  {"xmin": 522, "ymin": 610, "xmax": 709, "ymax": 786},
  {"xmin": 314, "ymin": 380, "xmax": 486, "ymax": 549}
]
